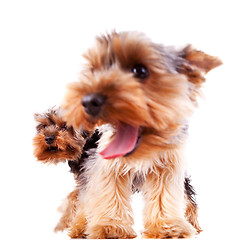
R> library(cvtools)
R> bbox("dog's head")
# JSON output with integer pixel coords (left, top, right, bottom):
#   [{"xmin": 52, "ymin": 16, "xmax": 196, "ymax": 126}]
[
  {"xmin": 33, "ymin": 108, "xmax": 84, "ymax": 164},
  {"xmin": 63, "ymin": 31, "xmax": 221, "ymax": 159}
]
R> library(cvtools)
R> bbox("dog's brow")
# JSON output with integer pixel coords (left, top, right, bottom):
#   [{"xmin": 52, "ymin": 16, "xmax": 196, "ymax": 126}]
[
  {"xmin": 47, "ymin": 115, "xmax": 56, "ymax": 125},
  {"xmin": 36, "ymin": 124, "xmax": 44, "ymax": 132}
]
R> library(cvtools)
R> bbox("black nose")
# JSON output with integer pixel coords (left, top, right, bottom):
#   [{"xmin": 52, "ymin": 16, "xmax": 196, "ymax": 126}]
[
  {"xmin": 45, "ymin": 135, "xmax": 55, "ymax": 145},
  {"xmin": 81, "ymin": 93, "xmax": 106, "ymax": 116}
]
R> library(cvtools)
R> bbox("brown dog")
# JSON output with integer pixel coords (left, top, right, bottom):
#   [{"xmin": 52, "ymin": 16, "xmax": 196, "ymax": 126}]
[{"xmin": 62, "ymin": 31, "xmax": 221, "ymax": 238}]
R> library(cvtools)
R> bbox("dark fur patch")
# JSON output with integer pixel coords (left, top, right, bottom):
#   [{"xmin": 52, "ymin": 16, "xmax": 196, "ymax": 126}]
[
  {"xmin": 184, "ymin": 176, "xmax": 197, "ymax": 206},
  {"xmin": 132, "ymin": 173, "xmax": 145, "ymax": 193},
  {"xmin": 68, "ymin": 160, "xmax": 81, "ymax": 175},
  {"xmin": 68, "ymin": 129, "xmax": 102, "ymax": 175}
]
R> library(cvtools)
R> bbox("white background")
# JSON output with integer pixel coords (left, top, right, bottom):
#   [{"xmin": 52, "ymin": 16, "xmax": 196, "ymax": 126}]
[{"xmin": 0, "ymin": 1, "xmax": 239, "ymax": 239}]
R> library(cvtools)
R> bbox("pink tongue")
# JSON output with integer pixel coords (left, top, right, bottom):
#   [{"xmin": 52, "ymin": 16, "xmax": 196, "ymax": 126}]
[{"xmin": 100, "ymin": 124, "xmax": 139, "ymax": 159}]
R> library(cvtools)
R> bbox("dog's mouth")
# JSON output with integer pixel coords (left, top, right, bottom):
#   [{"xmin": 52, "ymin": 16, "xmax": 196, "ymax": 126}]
[
  {"xmin": 46, "ymin": 146, "xmax": 59, "ymax": 152},
  {"xmin": 99, "ymin": 123, "xmax": 142, "ymax": 159}
]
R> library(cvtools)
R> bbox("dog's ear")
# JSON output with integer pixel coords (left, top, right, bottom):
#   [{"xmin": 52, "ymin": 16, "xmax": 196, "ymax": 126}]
[
  {"xmin": 177, "ymin": 45, "xmax": 222, "ymax": 85},
  {"xmin": 175, "ymin": 45, "xmax": 222, "ymax": 103},
  {"xmin": 179, "ymin": 45, "xmax": 222, "ymax": 74}
]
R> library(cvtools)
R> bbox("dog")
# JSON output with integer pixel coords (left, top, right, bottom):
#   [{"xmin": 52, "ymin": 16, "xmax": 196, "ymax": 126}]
[{"xmin": 62, "ymin": 31, "xmax": 221, "ymax": 238}]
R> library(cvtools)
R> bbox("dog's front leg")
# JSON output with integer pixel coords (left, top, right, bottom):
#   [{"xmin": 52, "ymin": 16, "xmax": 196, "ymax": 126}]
[
  {"xmin": 83, "ymin": 161, "xmax": 136, "ymax": 239},
  {"xmin": 142, "ymin": 164, "xmax": 196, "ymax": 239}
]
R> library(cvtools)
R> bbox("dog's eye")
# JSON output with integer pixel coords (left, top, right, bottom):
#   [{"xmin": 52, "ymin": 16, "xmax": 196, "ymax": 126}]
[{"xmin": 132, "ymin": 64, "xmax": 149, "ymax": 80}]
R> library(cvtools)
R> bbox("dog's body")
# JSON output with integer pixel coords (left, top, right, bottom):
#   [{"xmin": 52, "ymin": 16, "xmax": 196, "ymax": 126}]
[{"xmin": 69, "ymin": 125, "xmax": 202, "ymax": 238}]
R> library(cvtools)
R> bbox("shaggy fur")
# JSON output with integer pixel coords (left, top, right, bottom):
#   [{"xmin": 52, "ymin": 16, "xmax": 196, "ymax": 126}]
[
  {"xmin": 33, "ymin": 108, "xmax": 84, "ymax": 231},
  {"xmin": 33, "ymin": 108, "xmax": 84, "ymax": 164},
  {"xmin": 33, "ymin": 108, "xmax": 102, "ymax": 233},
  {"xmin": 62, "ymin": 31, "xmax": 221, "ymax": 238}
]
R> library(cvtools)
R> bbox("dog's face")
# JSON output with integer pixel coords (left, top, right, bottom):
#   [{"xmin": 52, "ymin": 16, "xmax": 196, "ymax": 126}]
[
  {"xmin": 63, "ymin": 32, "xmax": 221, "ymax": 159},
  {"xmin": 33, "ymin": 108, "xmax": 83, "ymax": 164}
]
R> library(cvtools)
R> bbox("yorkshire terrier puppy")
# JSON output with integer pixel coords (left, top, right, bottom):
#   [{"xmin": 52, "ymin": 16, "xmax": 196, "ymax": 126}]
[
  {"xmin": 62, "ymin": 31, "xmax": 222, "ymax": 239},
  {"xmin": 62, "ymin": 31, "xmax": 221, "ymax": 238},
  {"xmin": 33, "ymin": 108, "xmax": 84, "ymax": 232}
]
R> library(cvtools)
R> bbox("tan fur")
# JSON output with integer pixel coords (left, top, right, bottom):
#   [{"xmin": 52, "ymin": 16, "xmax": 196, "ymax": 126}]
[
  {"xmin": 185, "ymin": 195, "xmax": 202, "ymax": 234},
  {"xmin": 62, "ymin": 31, "xmax": 221, "ymax": 238},
  {"xmin": 68, "ymin": 209, "xmax": 87, "ymax": 238},
  {"xmin": 141, "ymin": 147, "xmax": 195, "ymax": 238},
  {"xmin": 55, "ymin": 189, "xmax": 79, "ymax": 232}
]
